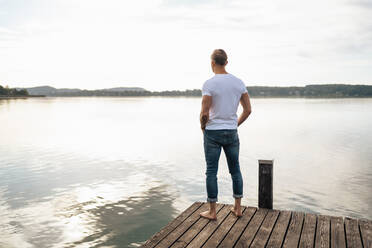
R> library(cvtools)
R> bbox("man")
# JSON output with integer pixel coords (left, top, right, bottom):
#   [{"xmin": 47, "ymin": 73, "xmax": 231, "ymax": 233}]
[{"xmin": 200, "ymin": 49, "xmax": 252, "ymax": 220}]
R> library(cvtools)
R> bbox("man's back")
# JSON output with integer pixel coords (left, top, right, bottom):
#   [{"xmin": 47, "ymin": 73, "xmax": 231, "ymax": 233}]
[
  {"xmin": 202, "ymin": 73, "xmax": 247, "ymax": 130},
  {"xmin": 199, "ymin": 49, "xmax": 251, "ymax": 220}
]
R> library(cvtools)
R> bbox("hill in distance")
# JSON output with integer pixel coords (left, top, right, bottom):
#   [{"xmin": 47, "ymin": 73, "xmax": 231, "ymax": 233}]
[
  {"xmin": 13, "ymin": 84, "xmax": 372, "ymax": 97},
  {"xmin": 103, "ymin": 87, "xmax": 146, "ymax": 92},
  {"xmin": 22, "ymin": 86, "xmax": 146, "ymax": 96}
]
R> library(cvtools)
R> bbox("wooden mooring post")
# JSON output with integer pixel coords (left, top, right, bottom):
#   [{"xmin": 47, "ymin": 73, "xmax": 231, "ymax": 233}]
[{"xmin": 258, "ymin": 159, "xmax": 273, "ymax": 209}]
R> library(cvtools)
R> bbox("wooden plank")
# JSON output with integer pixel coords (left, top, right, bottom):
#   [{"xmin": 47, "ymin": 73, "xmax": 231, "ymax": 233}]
[
  {"xmin": 266, "ymin": 210, "xmax": 292, "ymax": 248},
  {"xmin": 359, "ymin": 219, "xmax": 372, "ymax": 248},
  {"xmin": 203, "ymin": 206, "xmax": 247, "ymax": 248},
  {"xmin": 345, "ymin": 217, "xmax": 363, "ymax": 248},
  {"xmin": 299, "ymin": 213, "xmax": 317, "ymax": 248},
  {"xmin": 331, "ymin": 216, "xmax": 346, "ymax": 248},
  {"xmin": 283, "ymin": 211, "xmax": 305, "ymax": 248},
  {"xmin": 218, "ymin": 207, "xmax": 257, "ymax": 247},
  {"xmin": 143, "ymin": 202, "xmax": 203, "ymax": 248},
  {"xmin": 156, "ymin": 203, "xmax": 209, "ymax": 248},
  {"xmin": 144, "ymin": 202, "xmax": 372, "ymax": 248},
  {"xmin": 234, "ymin": 208, "xmax": 269, "ymax": 248},
  {"xmin": 315, "ymin": 215, "xmax": 330, "ymax": 248},
  {"xmin": 187, "ymin": 205, "xmax": 232, "ymax": 247},
  {"xmin": 250, "ymin": 209, "xmax": 280, "ymax": 248},
  {"xmin": 170, "ymin": 204, "xmax": 224, "ymax": 248}
]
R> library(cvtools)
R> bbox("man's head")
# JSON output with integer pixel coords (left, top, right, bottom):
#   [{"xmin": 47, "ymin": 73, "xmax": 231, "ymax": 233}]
[{"xmin": 211, "ymin": 49, "xmax": 228, "ymax": 73}]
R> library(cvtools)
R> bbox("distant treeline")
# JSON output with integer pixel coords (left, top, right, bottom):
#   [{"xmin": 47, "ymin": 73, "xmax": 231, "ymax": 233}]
[
  {"xmin": 52, "ymin": 89, "xmax": 203, "ymax": 97},
  {"xmin": 50, "ymin": 84, "xmax": 372, "ymax": 97},
  {"xmin": 0, "ymin": 85, "xmax": 29, "ymax": 96},
  {"xmin": 247, "ymin": 84, "xmax": 372, "ymax": 97},
  {"xmin": 6, "ymin": 84, "xmax": 372, "ymax": 97}
]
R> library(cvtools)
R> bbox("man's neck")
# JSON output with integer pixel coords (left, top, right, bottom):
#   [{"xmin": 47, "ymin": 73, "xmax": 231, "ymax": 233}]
[{"xmin": 214, "ymin": 67, "xmax": 228, "ymax": 74}]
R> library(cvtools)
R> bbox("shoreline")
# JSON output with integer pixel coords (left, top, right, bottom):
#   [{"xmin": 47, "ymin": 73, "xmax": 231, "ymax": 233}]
[
  {"xmin": 8, "ymin": 95, "xmax": 372, "ymax": 99},
  {"xmin": 0, "ymin": 95, "xmax": 45, "ymax": 99},
  {"xmin": 2, "ymin": 95, "xmax": 372, "ymax": 99}
]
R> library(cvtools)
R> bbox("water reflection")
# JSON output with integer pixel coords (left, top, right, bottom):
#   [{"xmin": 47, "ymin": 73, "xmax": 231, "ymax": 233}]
[
  {"xmin": 69, "ymin": 185, "xmax": 177, "ymax": 248},
  {"xmin": 0, "ymin": 177, "xmax": 178, "ymax": 248},
  {"xmin": 1, "ymin": 97, "xmax": 372, "ymax": 247}
]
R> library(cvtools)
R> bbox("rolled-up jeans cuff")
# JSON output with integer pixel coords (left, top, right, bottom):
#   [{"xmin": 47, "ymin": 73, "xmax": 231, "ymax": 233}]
[
  {"xmin": 207, "ymin": 197, "xmax": 218, "ymax": 203},
  {"xmin": 233, "ymin": 194, "xmax": 243, "ymax": 199}
]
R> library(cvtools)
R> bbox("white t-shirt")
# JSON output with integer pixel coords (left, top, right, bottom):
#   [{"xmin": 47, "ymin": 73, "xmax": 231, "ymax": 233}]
[{"xmin": 202, "ymin": 73, "xmax": 248, "ymax": 130}]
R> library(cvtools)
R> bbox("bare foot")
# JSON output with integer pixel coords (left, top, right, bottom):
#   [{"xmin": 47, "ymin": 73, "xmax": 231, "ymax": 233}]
[
  {"xmin": 230, "ymin": 207, "xmax": 243, "ymax": 217},
  {"xmin": 200, "ymin": 210, "xmax": 217, "ymax": 220}
]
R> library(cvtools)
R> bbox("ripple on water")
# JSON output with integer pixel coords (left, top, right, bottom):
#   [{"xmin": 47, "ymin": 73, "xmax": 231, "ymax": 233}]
[
  {"xmin": 1, "ymin": 97, "xmax": 372, "ymax": 247},
  {"xmin": 0, "ymin": 171, "xmax": 181, "ymax": 248}
]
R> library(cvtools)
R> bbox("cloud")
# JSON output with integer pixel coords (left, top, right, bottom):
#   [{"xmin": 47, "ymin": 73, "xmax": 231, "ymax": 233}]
[
  {"xmin": 161, "ymin": 0, "xmax": 216, "ymax": 6},
  {"xmin": 0, "ymin": 0, "xmax": 371, "ymax": 89},
  {"xmin": 0, "ymin": 26, "xmax": 18, "ymax": 34},
  {"xmin": 352, "ymin": 0, "xmax": 372, "ymax": 8}
]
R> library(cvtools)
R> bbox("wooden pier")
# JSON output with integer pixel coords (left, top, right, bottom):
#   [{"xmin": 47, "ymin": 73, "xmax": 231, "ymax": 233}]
[
  {"xmin": 143, "ymin": 161, "xmax": 371, "ymax": 247},
  {"xmin": 142, "ymin": 202, "xmax": 372, "ymax": 248}
]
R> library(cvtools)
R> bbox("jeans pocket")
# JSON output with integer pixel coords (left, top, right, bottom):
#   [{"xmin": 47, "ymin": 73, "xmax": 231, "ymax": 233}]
[
  {"xmin": 205, "ymin": 138, "xmax": 219, "ymax": 149},
  {"xmin": 227, "ymin": 130, "xmax": 239, "ymax": 145}
]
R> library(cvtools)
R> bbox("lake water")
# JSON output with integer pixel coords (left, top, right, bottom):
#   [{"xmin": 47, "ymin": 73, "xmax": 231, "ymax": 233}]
[{"xmin": 1, "ymin": 97, "xmax": 372, "ymax": 247}]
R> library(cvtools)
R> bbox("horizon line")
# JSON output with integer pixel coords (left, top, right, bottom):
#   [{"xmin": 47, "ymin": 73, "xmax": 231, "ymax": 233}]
[{"xmin": 7, "ymin": 83, "xmax": 372, "ymax": 92}]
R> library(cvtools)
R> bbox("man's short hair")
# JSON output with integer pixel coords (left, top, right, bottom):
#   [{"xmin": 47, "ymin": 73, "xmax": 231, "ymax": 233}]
[{"xmin": 211, "ymin": 49, "xmax": 228, "ymax": 66}]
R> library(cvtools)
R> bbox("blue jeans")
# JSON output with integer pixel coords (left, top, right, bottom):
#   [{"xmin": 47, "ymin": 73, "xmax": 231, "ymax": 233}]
[{"xmin": 203, "ymin": 129, "xmax": 243, "ymax": 202}]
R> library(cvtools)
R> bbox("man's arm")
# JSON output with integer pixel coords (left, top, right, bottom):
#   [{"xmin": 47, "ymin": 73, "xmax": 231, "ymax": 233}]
[
  {"xmin": 238, "ymin": 93, "xmax": 252, "ymax": 126},
  {"xmin": 200, "ymin": 95, "xmax": 212, "ymax": 130}
]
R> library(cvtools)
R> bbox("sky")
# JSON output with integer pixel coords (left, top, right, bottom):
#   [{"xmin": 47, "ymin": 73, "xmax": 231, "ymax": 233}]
[{"xmin": 0, "ymin": 0, "xmax": 371, "ymax": 91}]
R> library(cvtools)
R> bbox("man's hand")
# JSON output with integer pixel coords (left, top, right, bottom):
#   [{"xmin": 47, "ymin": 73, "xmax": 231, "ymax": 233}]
[
  {"xmin": 238, "ymin": 93, "xmax": 252, "ymax": 126},
  {"xmin": 200, "ymin": 115, "xmax": 208, "ymax": 130},
  {"xmin": 200, "ymin": 95, "xmax": 212, "ymax": 130}
]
